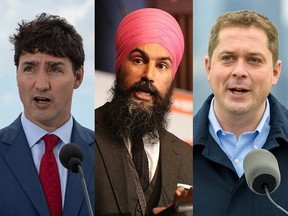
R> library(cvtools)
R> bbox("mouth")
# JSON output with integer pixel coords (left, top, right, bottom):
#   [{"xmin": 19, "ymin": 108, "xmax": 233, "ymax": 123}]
[
  {"xmin": 134, "ymin": 85, "xmax": 155, "ymax": 100},
  {"xmin": 33, "ymin": 96, "xmax": 51, "ymax": 104},
  {"xmin": 229, "ymin": 88, "xmax": 249, "ymax": 95}
]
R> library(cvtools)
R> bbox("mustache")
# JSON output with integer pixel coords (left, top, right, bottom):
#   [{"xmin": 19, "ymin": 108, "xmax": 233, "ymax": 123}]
[{"xmin": 126, "ymin": 80, "xmax": 160, "ymax": 97}]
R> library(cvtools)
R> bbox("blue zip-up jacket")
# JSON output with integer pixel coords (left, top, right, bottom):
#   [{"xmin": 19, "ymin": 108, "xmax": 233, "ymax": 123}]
[{"xmin": 194, "ymin": 93, "xmax": 288, "ymax": 216}]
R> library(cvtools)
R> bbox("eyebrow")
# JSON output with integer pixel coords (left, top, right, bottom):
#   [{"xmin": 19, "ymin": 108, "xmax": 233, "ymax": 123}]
[
  {"xmin": 130, "ymin": 48, "xmax": 172, "ymax": 63},
  {"xmin": 218, "ymin": 50, "xmax": 265, "ymax": 57},
  {"xmin": 21, "ymin": 61, "xmax": 66, "ymax": 66}
]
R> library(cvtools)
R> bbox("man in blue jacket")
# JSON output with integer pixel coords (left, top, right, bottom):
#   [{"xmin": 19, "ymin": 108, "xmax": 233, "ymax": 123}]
[
  {"xmin": 194, "ymin": 10, "xmax": 288, "ymax": 215},
  {"xmin": 0, "ymin": 13, "xmax": 94, "ymax": 215}
]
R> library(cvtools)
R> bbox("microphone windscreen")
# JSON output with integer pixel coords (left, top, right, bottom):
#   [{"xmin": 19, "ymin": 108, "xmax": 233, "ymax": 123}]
[
  {"xmin": 243, "ymin": 149, "xmax": 280, "ymax": 195},
  {"xmin": 60, "ymin": 143, "xmax": 83, "ymax": 173}
]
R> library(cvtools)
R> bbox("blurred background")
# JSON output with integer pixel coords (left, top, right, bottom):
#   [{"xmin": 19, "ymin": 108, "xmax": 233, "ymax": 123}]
[
  {"xmin": 95, "ymin": 0, "xmax": 193, "ymax": 143},
  {"xmin": 0, "ymin": 0, "xmax": 94, "ymax": 130},
  {"xmin": 194, "ymin": 0, "xmax": 288, "ymax": 114}
]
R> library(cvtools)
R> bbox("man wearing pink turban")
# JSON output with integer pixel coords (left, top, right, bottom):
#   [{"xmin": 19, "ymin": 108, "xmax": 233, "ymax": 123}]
[{"xmin": 95, "ymin": 8, "xmax": 192, "ymax": 216}]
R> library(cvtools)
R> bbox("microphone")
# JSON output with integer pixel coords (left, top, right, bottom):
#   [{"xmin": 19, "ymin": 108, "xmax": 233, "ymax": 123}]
[
  {"xmin": 243, "ymin": 148, "xmax": 280, "ymax": 195},
  {"xmin": 243, "ymin": 148, "xmax": 288, "ymax": 215},
  {"xmin": 60, "ymin": 143, "xmax": 94, "ymax": 216}
]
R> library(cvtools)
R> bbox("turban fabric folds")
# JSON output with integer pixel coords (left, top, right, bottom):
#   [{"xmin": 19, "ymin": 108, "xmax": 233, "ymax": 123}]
[{"xmin": 115, "ymin": 8, "xmax": 184, "ymax": 77}]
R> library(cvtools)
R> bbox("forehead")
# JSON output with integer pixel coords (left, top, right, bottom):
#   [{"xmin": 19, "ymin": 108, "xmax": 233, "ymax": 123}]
[
  {"xmin": 215, "ymin": 26, "xmax": 270, "ymax": 53},
  {"xmin": 130, "ymin": 43, "xmax": 171, "ymax": 58},
  {"xmin": 218, "ymin": 26, "xmax": 268, "ymax": 45},
  {"xmin": 19, "ymin": 52, "xmax": 71, "ymax": 64}
]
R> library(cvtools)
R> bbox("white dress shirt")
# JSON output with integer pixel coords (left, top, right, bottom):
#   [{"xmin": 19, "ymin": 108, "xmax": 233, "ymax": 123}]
[
  {"xmin": 124, "ymin": 134, "xmax": 160, "ymax": 182},
  {"xmin": 21, "ymin": 113, "xmax": 73, "ymax": 207}
]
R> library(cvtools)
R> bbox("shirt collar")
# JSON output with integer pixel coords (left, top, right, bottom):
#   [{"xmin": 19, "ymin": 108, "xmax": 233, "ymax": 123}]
[
  {"xmin": 208, "ymin": 97, "xmax": 270, "ymax": 137},
  {"xmin": 21, "ymin": 113, "xmax": 73, "ymax": 148}
]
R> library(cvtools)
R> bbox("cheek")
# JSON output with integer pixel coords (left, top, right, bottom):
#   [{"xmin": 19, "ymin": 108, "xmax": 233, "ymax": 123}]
[
  {"xmin": 156, "ymin": 76, "xmax": 173, "ymax": 96},
  {"xmin": 207, "ymin": 67, "xmax": 219, "ymax": 83},
  {"xmin": 208, "ymin": 72, "xmax": 218, "ymax": 84},
  {"xmin": 16, "ymin": 80, "xmax": 31, "ymax": 105},
  {"xmin": 122, "ymin": 76, "xmax": 137, "ymax": 89},
  {"xmin": 119, "ymin": 70, "xmax": 141, "ymax": 89},
  {"xmin": 251, "ymin": 71, "xmax": 271, "ymax": 85},
  {"xmin": 17, "ymin": 77, "xmax": 30, "ymax": 92},
  {"xmin": 210, "ymin": 66, "xmax": 229, "ymax": 83},
  {"xmin": 160, "ymin": 86, "xmax": 170, "ymax": 97},
  {"xmin": 60, "ymin": 80, "xmax": 75, "ymax": 93}
]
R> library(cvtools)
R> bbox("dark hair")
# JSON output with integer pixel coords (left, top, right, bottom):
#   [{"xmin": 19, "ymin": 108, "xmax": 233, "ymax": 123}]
[{"xmin": 10, "ymin": 13, "xmax": 84, "ymax": 72}]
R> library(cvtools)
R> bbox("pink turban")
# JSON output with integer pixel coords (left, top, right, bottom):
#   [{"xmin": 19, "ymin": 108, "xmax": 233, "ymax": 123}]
[{"xmin": 115, "ymin": 8, "xmax": 184, "ymax": 77}]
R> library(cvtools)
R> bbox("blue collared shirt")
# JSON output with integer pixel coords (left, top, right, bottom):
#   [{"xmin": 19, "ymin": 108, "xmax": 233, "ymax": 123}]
[
  {"xmin": 21, "ymin": 113, "xmax": 73, "ymax": 207},
  {"xmin": 208, "ymin": 97, "xmax": 270, "ymax": 177}
]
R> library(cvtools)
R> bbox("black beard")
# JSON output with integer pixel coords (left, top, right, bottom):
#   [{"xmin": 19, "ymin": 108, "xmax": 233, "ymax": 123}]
[{"xmin": 105, "ymin": 76, "xmax": 174, "ymax": 143}]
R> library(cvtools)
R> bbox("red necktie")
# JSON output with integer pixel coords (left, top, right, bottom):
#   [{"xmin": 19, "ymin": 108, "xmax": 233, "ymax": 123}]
[{"xmin": 39, "ymin": 134, "xmax": 62, "ymax": 216}]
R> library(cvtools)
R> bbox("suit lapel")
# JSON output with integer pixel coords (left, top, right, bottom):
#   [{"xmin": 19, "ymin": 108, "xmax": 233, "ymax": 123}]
[
  {"xmin": 62, "ymin": 119, "xmax": 94, "ymax": 216},
  {"xmin": 0, "ymin": 117, "xmax": 50, "ymax": 215},
  {"xmin": 158, "ymin": 131, "xmax": 182, "ymax": 205},
  {"xmin": 96, "ymin": 127, "xmax": 132, "ymax": 213},
  {"xmin": 96, "ymin": 104, "xmax": 135, "ymax": 213}
]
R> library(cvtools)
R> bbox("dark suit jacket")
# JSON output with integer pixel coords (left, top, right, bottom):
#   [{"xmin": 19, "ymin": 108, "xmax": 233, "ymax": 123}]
[
  {"xmin": 0, "ymin": 115, "xmax": 95, "ymax": 216},
  {"xmin": 194, "ymin": 94, "xmax": 288, "ymax": 216},
  {"xmin": 95, "ymin": 103, "xmax": 192, "ymax": 216}
]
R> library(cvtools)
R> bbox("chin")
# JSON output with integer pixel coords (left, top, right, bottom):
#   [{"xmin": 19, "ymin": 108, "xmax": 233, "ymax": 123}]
[
  {"xmin": 131, "ymin": 98, "xmax": 153, "ymax": 107},
  {"xmin": 228, "ymin": 105, "xmax": 250, "ymax": 115}
]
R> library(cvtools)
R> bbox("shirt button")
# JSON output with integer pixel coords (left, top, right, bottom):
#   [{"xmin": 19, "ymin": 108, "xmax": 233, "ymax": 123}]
[{"xmin": 234, "ymin": 159, "xmax": 239, "ymax": 164}]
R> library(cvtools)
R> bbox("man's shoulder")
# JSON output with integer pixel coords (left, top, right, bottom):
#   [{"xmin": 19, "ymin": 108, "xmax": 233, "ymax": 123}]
[
  {"xmin": 79, "ymin": 125, "xmax": 94, "ymax": 136},
  {"xmin": 95, "ymin": 103, "xmax": 110, "ymax": 123},
  {"xmin": 161, "ymin": 129, "xmax": 192, "ymax": 150},
  {"xmin": 194, "ymin": 94, "xmax": 214, "ymax": 120},
  {"xmin": 268, "ymin": 94, "xmax": 288, "ymax": 112},
  {"xmin": 268, "ymin": 94, "xmax": 288, "ymax": 122},
  {"xmin": 72, "ymin": 118, "xmax": 94, "ymax": 139},
  {"xmin": 0, "ymin": 116, "xmax": 21, "ymax": 134},
  {"xmin": 0, "ymin": 116, "xmax": 23, "ymax": 145}
]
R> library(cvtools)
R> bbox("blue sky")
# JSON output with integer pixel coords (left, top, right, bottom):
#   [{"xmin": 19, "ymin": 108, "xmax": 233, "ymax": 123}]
[{"xmin": 0, "ymin": 0, "xmax": 94, "ymax": 130}]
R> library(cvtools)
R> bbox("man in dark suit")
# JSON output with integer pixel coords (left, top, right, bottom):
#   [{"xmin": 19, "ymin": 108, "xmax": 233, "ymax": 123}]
[
  {"xmin": 0, "ymin": 13, "xmax": 94, "ymax": 215},
  {"xmin": 95, "ymin": 8, "xmax": 192, "ymax": 216}
]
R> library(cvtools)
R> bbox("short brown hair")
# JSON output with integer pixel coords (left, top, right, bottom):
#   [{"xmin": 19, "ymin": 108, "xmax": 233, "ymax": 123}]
[
  {"xmin": 208, "ymin": 10, "xmax": 279, "ymax": 65},
  {"xmin": 10, "ymin": 13, "xmax": 84, "ymax": 72}
]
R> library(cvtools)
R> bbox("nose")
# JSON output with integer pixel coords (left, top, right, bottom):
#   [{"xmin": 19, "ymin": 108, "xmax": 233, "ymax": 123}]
[
  {"xmin": 35, "ymin": 71, "xmax": 50, "ymax": 91},
  {"xmin": 142, "ymin": 62, "xmax": 155, "ymax": 82},
  {"xmin": 231, "ymin": 60, "xmax": 248, "ymax": 79}
]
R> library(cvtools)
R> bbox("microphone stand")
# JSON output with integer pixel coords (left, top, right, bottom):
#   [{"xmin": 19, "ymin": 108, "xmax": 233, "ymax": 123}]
[
  {"xmin": 264, "ymin": 186, "xmax": 288, "ymax": 215},
  {"xmin": 77, "ymin": 164, "xmax": 93, "ymax": 216}
]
